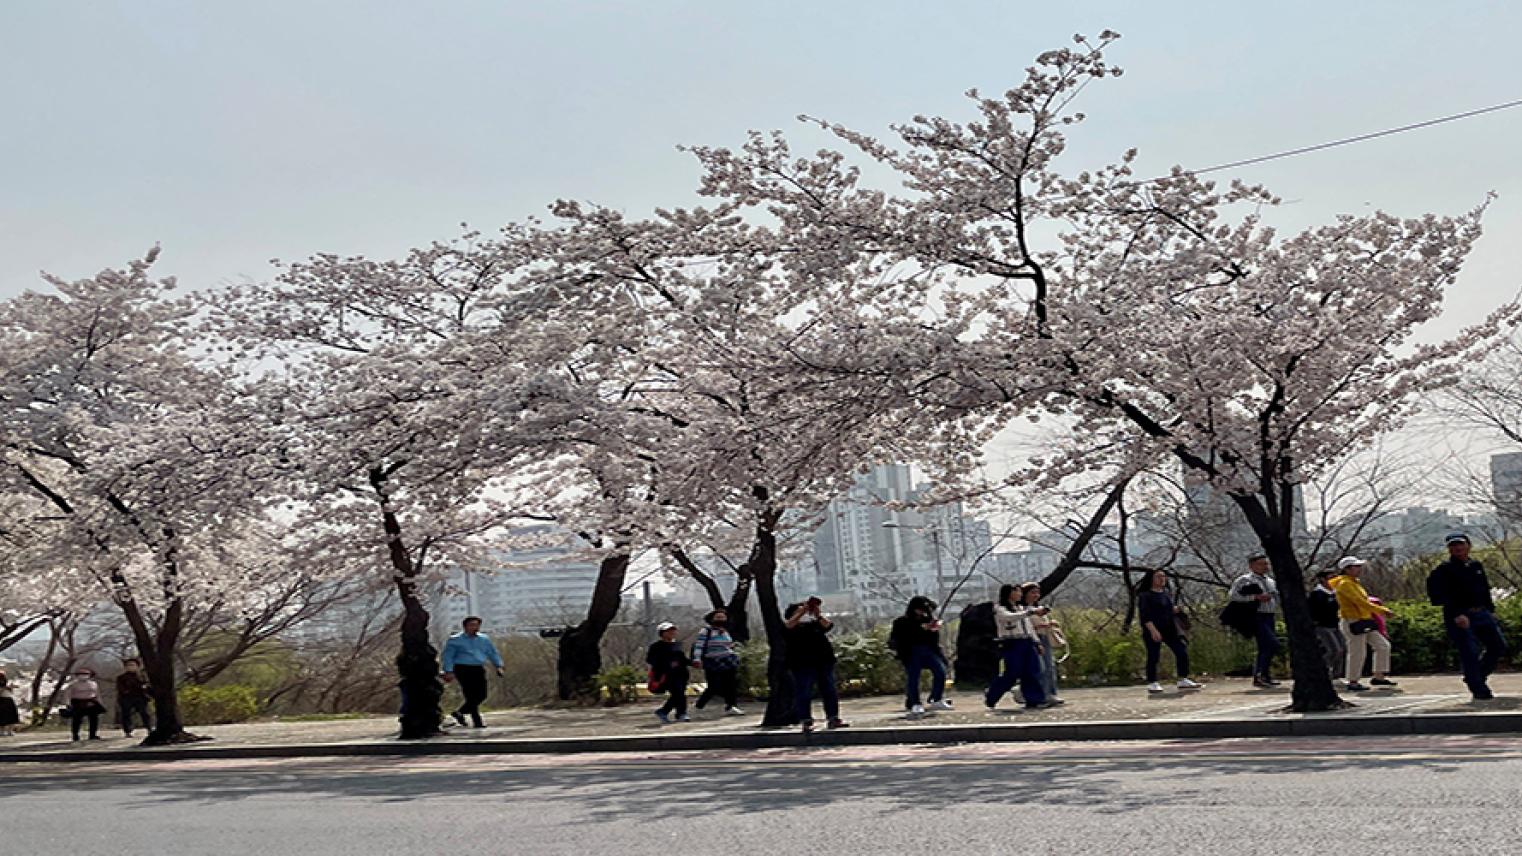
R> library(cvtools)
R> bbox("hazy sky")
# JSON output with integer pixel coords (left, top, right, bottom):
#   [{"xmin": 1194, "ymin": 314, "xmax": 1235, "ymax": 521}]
[{"xmin": 4, "ymin": 1, "xmax": 1520, "ymax": 320}]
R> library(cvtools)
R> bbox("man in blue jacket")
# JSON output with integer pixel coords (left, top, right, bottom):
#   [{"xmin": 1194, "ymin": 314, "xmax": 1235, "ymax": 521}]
[
  {"xmin": 1428, "ymin": 533, "xmax": 1506, "ymax": 701},
  {"xmin": 441, "ymin": 616, "xmax": 504, "ymax": 727}
]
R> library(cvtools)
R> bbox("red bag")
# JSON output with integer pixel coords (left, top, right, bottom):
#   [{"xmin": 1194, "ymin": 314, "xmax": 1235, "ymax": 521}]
[{"xmin": 646, "ymin": 667, "xmax": 666, "ymax": 694}]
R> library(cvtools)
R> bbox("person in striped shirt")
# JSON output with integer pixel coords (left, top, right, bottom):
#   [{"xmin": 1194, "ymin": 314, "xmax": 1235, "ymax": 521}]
[{"xmin": 691, "ymin": 609, "xmax": 744, "ymax": 715}]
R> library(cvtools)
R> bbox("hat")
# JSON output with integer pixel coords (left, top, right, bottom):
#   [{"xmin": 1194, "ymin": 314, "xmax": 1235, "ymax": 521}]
[
  {"xmin": 1335, "ymin": 556, "xmax": 1366, "ymax": 570},
  {"xmin": 656, "ymin": 621, "xmax": 677, "ymax": 632},
  {"xmin": 1445, "ymin": 532, "xmax": 1470, "ymax": 545}
]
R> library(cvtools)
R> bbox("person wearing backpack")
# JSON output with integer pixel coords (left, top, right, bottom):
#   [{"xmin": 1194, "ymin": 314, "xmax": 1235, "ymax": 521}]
[
  {"xmin": 691, "ymin": 609, "xmax": 744, "ymax": 716},
  {"xmin": 1428, "ymin": 533, "xmax": 1507, "ymax": 701},
  {"xmin": 891, "ymin": 596, "xmax": 950, "ymax": 716},
  {"xmin": 647, "ymin": 621, "xmax": 690, "ymax": 723},
  {"xmin": 1331, "ymin": 557, "xmax": 1396, "ymax": 692}
]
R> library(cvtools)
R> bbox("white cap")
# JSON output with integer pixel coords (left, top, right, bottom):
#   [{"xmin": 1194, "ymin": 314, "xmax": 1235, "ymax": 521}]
[
  {"xmin": 656, "ymin": 621, "xmax": 677, "ymax": 632},
  {"xmin": 1335, "ymin": 556, "xmax": 1366, "ymax": 570}
]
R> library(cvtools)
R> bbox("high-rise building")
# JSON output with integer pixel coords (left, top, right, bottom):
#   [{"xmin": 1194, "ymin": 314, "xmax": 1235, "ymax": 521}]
[
  {"xmin": 434, "ymin": 526, "xmax": 605, "ymax": 635},
  {"xmin": 809, "ymin": 464, "xmax": 995, "ymax": 617},
  {"xmin": 1490, "ymin": 452, "xmax": 1522, "ymax": 531}
]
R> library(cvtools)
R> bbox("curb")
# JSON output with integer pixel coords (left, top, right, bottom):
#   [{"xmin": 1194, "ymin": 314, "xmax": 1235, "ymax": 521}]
[{"xmin": 5, "ymin": 711, "xmax": 1522, "ymax": 764}]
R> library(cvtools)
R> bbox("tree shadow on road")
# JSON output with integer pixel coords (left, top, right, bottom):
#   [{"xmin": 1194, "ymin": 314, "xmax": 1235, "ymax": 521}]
[{"xmin": 2, "ymin": 741, "xmax": 1513, "ymax": 821}]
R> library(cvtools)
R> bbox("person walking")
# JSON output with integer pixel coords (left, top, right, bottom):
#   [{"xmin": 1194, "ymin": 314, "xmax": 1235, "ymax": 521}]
[
  {"xmin": 1229, "ymin": 555, "xmax": 1281, "ymax": 687},
  {"xmin": 647, "ymin": 621, "xmax": 690, "ymax": 723},
  {"xmin": 1308, "ymin": 570, "xmax": 1346, "ymax": 681},
  {"xmin": 891, "ymin": 596, "xmax": 951, "ymax": 716},
  {"xmin": 784, "ymin": 597, "xmax": 848, "ymax": 733},
  {"xmin": 1331, "ymin": 557, "xmax": 1396, "ymax": 691},
  {"xmin": 0, "ymin": 670, "xmax": 20, "ymax": 737},
  {"xmin": 1026, "ymin": 583, "xmax": 1067, "ymax": 705},
  {"xmin": 1428, "ymin": 533, "xmax": 1507, "ymax": 701},
  {"xmin": 115, "ymin": 658, "xmax": 152, "ymax": 738},
  {"xmin": 691, "ymin": 609, "xmax": 744, "ymax": 716},
  {"xmin": 62, "ymin": 667, "xmax": 104, "ymax": 741},
  {"xmin": 985, "ymin": 583, "xmax": 1048, "ymax": 710},
  {"xmin": 1139, "ymin": 570, "xmax": 1203, "ymax": 694},
  {"xmin": 440, "ymin": 616, "xmax": 504, "ymax": 728}
]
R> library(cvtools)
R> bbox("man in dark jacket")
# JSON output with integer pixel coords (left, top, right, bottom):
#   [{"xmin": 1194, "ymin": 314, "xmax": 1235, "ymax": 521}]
[
  {"xmin": 115, "ymin": 658, "xmax": 152, "ymax": 738},
  {"xmin": 1428, "ymin": 533, "xmax": 1507, "ymax": 701},
  {"xmin": 891, "ymin": 596, "xmax": 950, "ymax": 715},
  {"xmin": 1308, "ymin": 570, "xmax": 1346, "ymax": 681}
]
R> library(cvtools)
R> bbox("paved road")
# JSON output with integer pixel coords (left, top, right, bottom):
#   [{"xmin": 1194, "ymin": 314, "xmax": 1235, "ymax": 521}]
[{"xmin": 4, "ymin": 735, "xmax": 1520, "ymax": 855}]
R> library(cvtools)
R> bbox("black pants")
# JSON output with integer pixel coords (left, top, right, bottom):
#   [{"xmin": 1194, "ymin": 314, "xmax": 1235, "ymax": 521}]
[
  {"xmin": 657, "ymin": 673, "xmax": 689, "ymax": 717},
  {"xmin": 70, "ymin": 701, "xmax": 100, "ymax": 740},
  {"xmin": 119, "ymin": 696, "xmax": 151, "ymax": 734},
  {"xmin": 453, "ymin": 664, "xmax": 488, "ymax": 726},
  {"xmin": 696, "ymin": 667, "xmax": 739, "ymax": 709},
  {"xmin": 1143, "ymin": 632, "xmax": 1190, "ymax": 682}
]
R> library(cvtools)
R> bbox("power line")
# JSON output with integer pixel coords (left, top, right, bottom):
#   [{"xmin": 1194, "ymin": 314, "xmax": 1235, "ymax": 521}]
[{"xmin": 1133, "ymin": 96, "xmax": 1522, "ymax": 185}]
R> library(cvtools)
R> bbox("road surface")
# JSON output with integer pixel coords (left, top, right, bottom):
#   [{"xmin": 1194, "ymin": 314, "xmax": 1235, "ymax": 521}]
[{"xmin": 4, "ymin": 735, "xmax": 1520, "ymax": 854}]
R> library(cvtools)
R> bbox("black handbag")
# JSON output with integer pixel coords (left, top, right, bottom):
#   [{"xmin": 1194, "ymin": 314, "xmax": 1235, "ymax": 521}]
[{"xmin": 1348, "ymin": 619, "xmax": 1378, "ymax": 635}]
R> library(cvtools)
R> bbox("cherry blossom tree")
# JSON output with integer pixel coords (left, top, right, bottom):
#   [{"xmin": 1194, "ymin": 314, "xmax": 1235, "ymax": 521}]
[
  {"xmin": 678, "ymin": 32, "xmax": 1518, "ymax": 711},
  {"xmin": 0, "ymin": 250, "xmax": 293, "ymax": 742}
]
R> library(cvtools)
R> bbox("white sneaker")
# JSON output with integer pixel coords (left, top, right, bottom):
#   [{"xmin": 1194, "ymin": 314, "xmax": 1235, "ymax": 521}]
[
  {"xmin": 928, "ymin": 700, "xmax": 954, "ymax": 711},
  {"xmin": 724, "ymin": 706, "xmax": 745, "ymax": 716},
  {"xmin": 1177, "ymin": 678, "xmax": 1203, "ymax": 690},
  {"xmin": 909, "ymin": 704, "xmax": 926, "ymax": 716},
  {"xmin": 1147, "ymin": 682, "xmax": 1164, "ymax": 694}
]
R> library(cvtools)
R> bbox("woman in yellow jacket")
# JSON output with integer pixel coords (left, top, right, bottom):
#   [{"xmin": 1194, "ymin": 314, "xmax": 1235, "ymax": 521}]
[{"xmin": 1332, "ymin": 557, "xmax": 1397, "ymax": 691}]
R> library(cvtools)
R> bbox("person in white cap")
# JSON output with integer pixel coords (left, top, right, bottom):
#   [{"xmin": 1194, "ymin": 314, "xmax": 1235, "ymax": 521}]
[
  {"xmin": 646, "ymin": 621, "xmax": 690, "ymax": 723},
  {"xmin": 1331, "ymin": 557, "xmax": 1396, "ymax": 691}
]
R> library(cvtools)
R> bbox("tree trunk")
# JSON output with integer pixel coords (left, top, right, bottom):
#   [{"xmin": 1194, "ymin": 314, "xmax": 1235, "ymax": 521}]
[
  {"xmin": 1038, "ymin": 478, "xmax": 1129, "ymax": 596},
  {"xmin": 557, "ymin": 550, "xmax": 630, "ymax": 702},
  {"xmin": 670, "ymin": 547, "xmax": 754, "ymax": 644},
  {"xmin": 368, "ymin": 467, "xmax": 444, "ymax": 739},
  {"xmin": 748, "ymin": 512, "xmax": 797, "ymax": 727},
  {"xmin": 394, "ymin": 577, "xmax": 443, "ymax": 739},
  {"xmin": 726, "ymin": 576, "xmax": 753, "ymax": 645},
  {"xmin": 113, "ymin": 592, "xmax": 198, "ymax": 745},
  {"xmin": 1233, "ymin": 494, "xmax": 1345, "ymax": 712}
]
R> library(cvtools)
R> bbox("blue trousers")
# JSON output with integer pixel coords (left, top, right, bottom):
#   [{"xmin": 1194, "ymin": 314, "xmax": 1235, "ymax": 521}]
[
  {"xmin": 903, "ymin": 645, "xmax": 947, "ymax": 708},
  {"xmin": 1448, "ymin": 611, "xmax": 1507, "ymax": 695},
  {"xmin": 986, "ymin": 638, "xmax": 1046, "ymax": 708},
  {"xmin": 1254, "ymin": 613, "xmax": 1280, "ymax": 678},
  {"xmin": 791, "ymin": 665, "xmax": 840, "ymax": 724}
]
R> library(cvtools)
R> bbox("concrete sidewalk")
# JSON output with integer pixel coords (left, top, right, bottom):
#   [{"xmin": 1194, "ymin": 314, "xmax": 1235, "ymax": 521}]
[{"xmin": 3, "ymin": 673, "xmax": 1518, "ymax": 763}]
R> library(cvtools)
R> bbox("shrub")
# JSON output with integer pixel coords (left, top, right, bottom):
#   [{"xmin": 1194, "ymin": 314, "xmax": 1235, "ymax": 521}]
[
  {"xmin": 595, "ymin": 664, "xmax": 643, "ymax": 706},
  {"xmin": 178, "ymin": 684, "xmax": 259, "ymax": 725},
  {"xmin": 1384, "ymin": 600, "xmax": 1454, "ymax": 674},
  {"xmin": 834, "ymin": 627, "xmax": 903, "ymax": 696}
]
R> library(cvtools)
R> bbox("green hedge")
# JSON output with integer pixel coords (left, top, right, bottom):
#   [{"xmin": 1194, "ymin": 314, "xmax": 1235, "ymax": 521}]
[{"xmin": 178, "ymin": 684, "xmax": 259, "ymax": 725}]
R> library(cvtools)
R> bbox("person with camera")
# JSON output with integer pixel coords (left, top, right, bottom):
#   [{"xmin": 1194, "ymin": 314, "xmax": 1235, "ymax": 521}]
[
  {"xmin": 891, "ymin": 596, "xmax": 950, "ymax": 716},
  {"xmin": 440, "ymin": 615, "xmax": 504, "ymax": 728},
  {"xmin": 785, "ymin": 597, "xmax": 847, "ymax": 732},
  {"xmin": 1331, "ymin": 557, "xmax": 1395, "ymax": 691}
]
